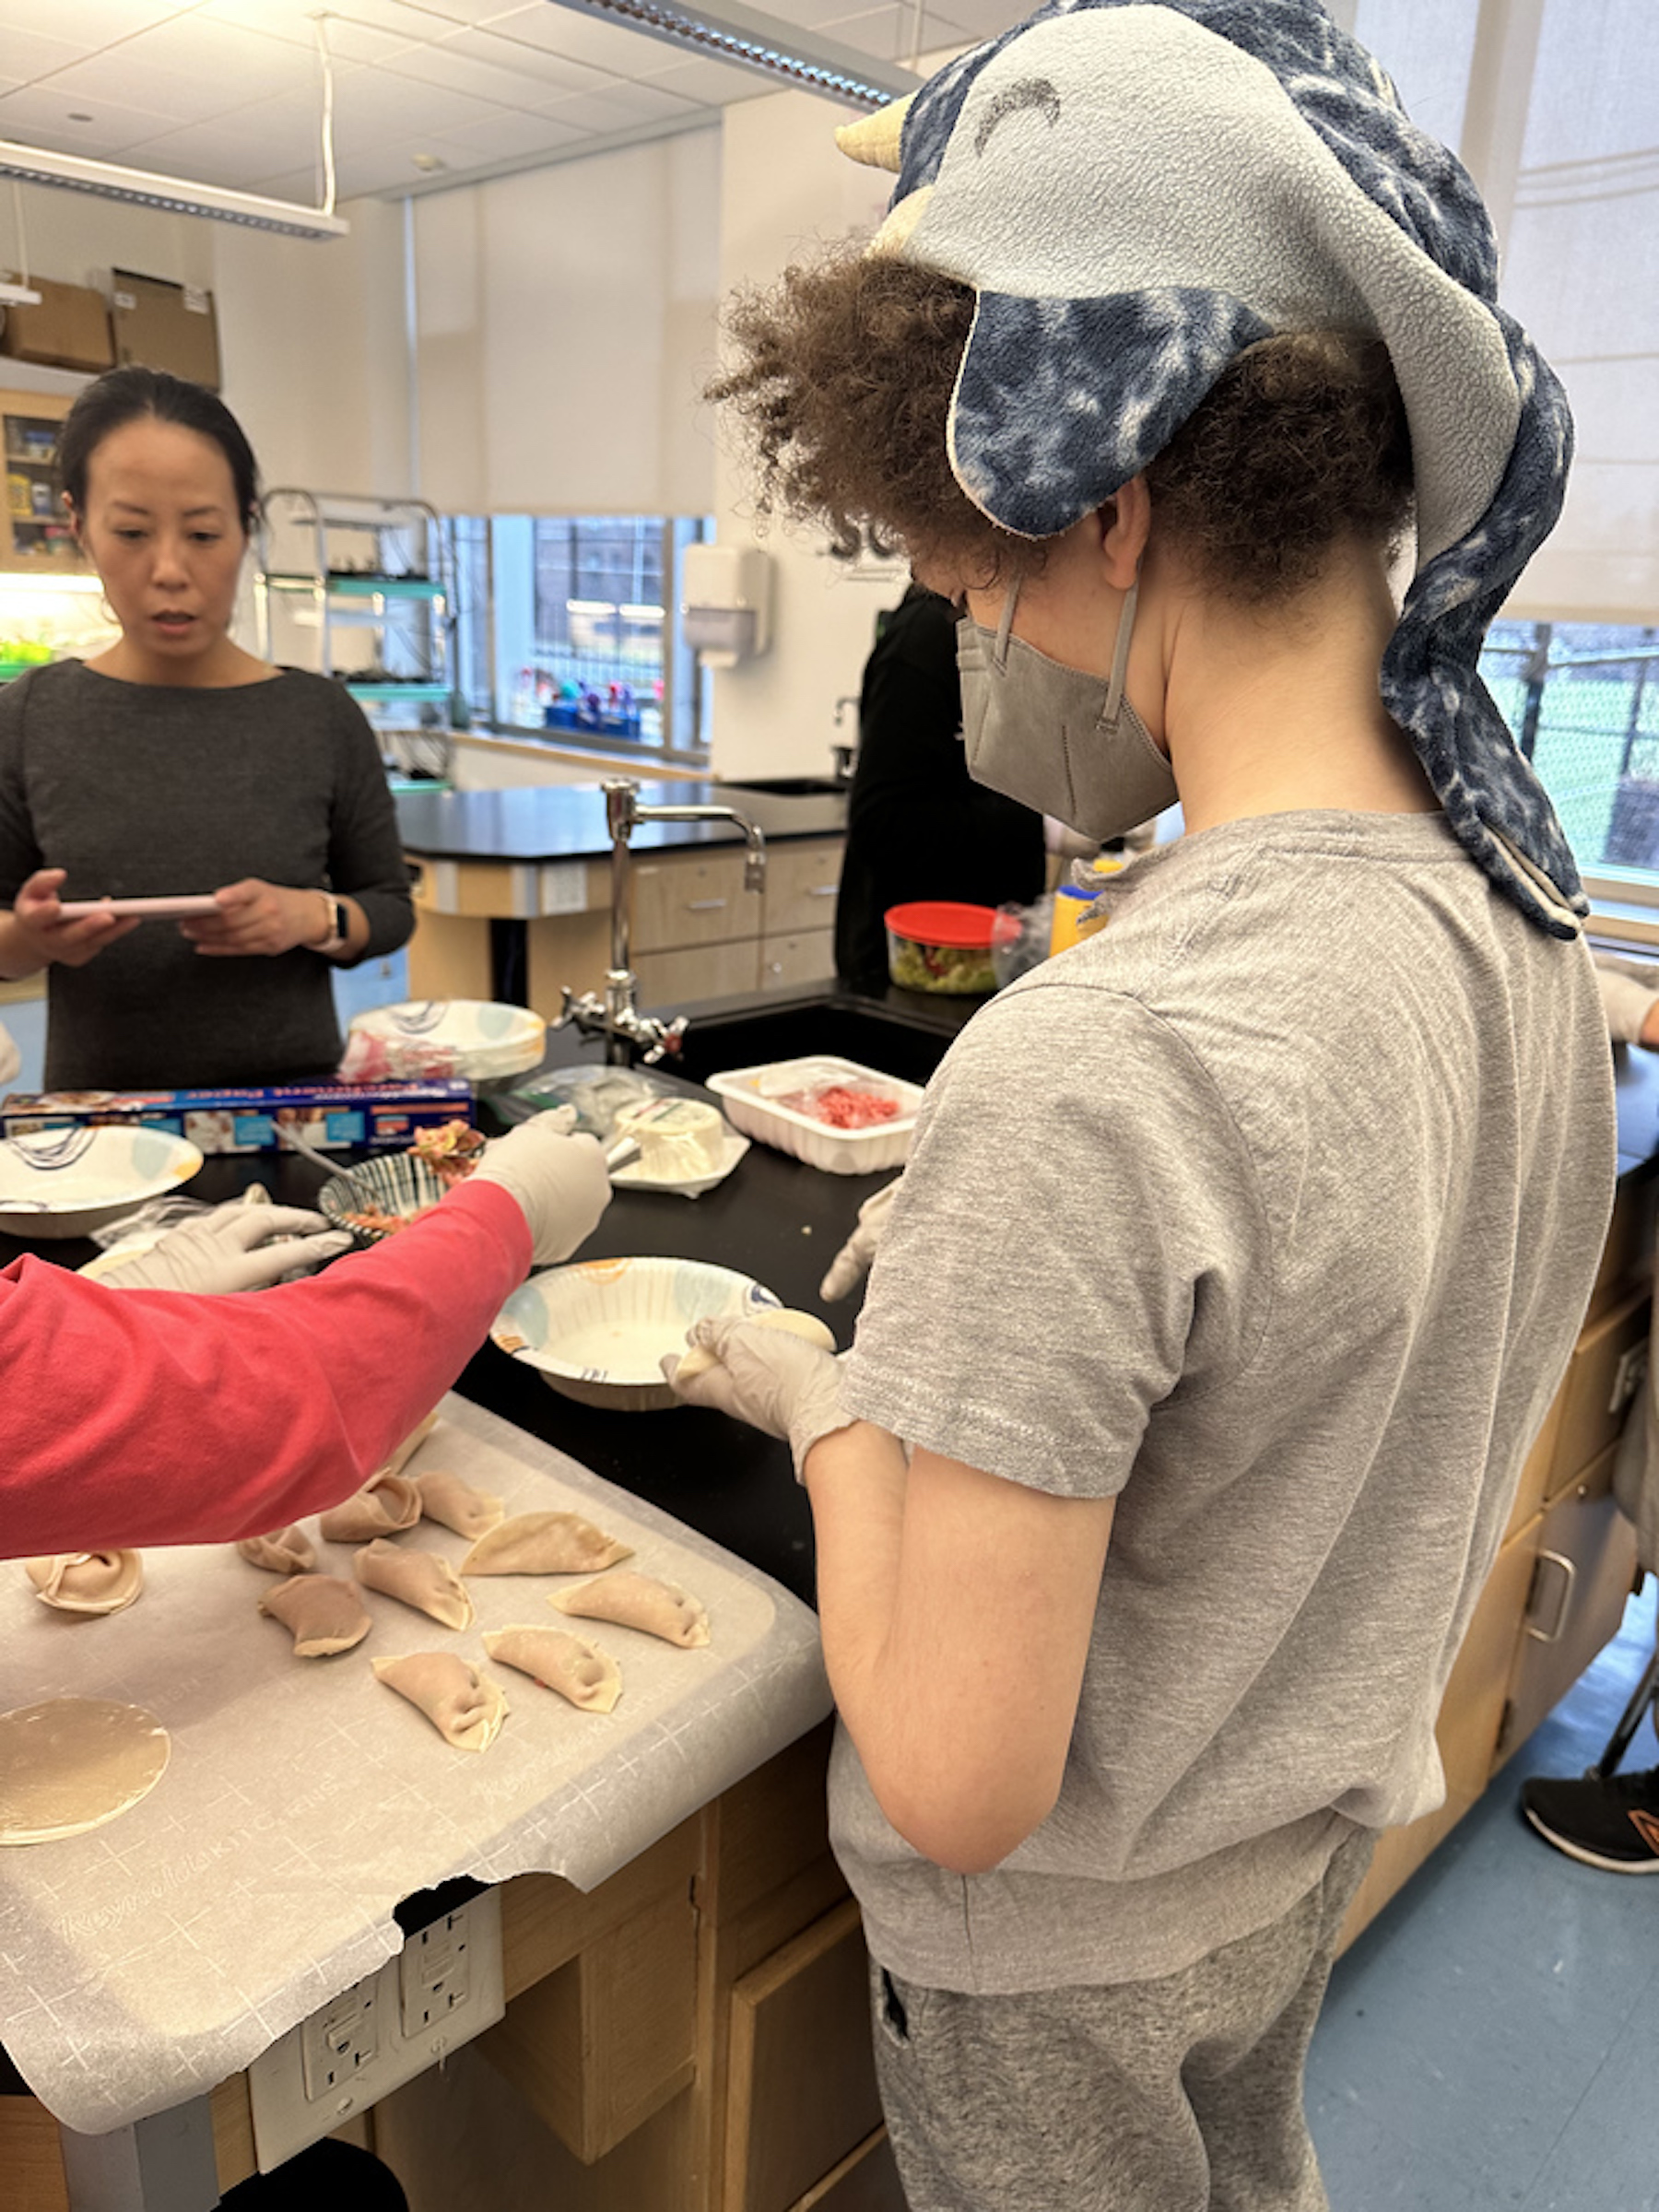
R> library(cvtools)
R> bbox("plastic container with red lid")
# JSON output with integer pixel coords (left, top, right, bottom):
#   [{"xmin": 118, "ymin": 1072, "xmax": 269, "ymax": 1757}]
[{"xmin": 884, "ymin": 900, "xmax": 1000, "ymax": 995}]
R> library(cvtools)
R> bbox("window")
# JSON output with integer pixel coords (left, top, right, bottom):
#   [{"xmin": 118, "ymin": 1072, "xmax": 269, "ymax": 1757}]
[
  {"xmin": 1480, "ymin": 622, "xmax": 1659, "ymax": 900},
  {"xmin": 449, "ymin": 515, "xmax": 711, "ymax": 759}
]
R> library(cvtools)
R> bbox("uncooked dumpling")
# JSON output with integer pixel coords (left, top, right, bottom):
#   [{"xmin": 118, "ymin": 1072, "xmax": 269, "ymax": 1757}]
[
  {"xmin": 0, "ymin": 1699, "xmax": 170, "ymax": 1845},
  {"xmin": 371, "ymin": 1653, "xmax": 506, "ymax": 1752},
  {"xmin": 484, "ymin": 1627, "xmax": 622, "ymax": 1713},
  {"xmin": 24, "ymin": 1551, "xmax": 144, "ymax": 1617},
  {"xmin": 415, "ymin": 1469, "xmax": 505, "ymax": 1541},
  {"xmin": 378, "ymin": 1408, "xmax": 440, "ymax": 1480},
  {"xmin": 462, "ymin": 1511, "xmax": 632, "ymax": 1578},
  {"xmin": 259, "ymin": 1573, "xmax": 371, "ymax": 1657},
  {"xmin": 549, "ymin": 1570, "xmax": 709, "ymax": 1649},
  {"xmin": 235, "ymin": 1525, "xmax": 317, "ymax": 1574},
  {"xmin": 674, "ymin": 1306, "xmax": 836, "ymax": 1384},
  {"xmin": 354, "ymin": 1539, "xmax": 474, "ymax": 1630},
  {"xmin": 318, "ymin": 1471, "xmax": 422, "ymax": 1542}
]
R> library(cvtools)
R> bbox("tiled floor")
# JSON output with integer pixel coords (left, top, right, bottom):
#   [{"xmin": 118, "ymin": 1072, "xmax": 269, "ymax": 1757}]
[{"xmin": 1307, "ymin": 1575, "xmax": 1659, "ymax": 2212}]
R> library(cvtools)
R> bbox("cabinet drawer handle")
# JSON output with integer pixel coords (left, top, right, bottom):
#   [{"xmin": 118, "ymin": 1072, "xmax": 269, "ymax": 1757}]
[
  {"xmin": 685, "ymin": 898, "xmax": 728, "ymax": 912},
  {"xmin": 1524, "ymin": 1549, "xmax": 1577, "ymax": 1644},
  {"xmin": 807, "ymin": 884, "xmax": 838, "ymax": 898}
]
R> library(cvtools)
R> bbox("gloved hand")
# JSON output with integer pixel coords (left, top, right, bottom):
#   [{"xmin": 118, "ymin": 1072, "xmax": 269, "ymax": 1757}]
[
  {"xmin": 664, "ymin": 1318, "xmax": 851, "ymax": 1478},
  {"xmin": 100, "ymin": 1203, "xmax": 354, "ymax": 1293},
  {"xmin": 819, "ymin": 1178, "xmax": 900, "ymax": 1301},
  {"xmin": 465, "ymin": 1108, "xmax": 612, "ymax": 1266}
]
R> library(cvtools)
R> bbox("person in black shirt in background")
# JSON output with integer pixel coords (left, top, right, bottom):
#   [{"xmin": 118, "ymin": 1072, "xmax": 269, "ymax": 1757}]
[{"xmin": 834, "ymin": 582, "xmax": 1046, "ymax": 992}]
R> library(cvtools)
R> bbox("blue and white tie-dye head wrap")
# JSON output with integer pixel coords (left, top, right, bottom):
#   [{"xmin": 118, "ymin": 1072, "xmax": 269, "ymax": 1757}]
[{"xmin": 838, "ymin": 0, "xmax": 1583, "ymax": 935}]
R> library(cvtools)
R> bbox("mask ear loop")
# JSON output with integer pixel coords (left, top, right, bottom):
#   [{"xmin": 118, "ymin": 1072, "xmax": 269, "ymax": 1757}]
[
  {"xmin": 993, "ymin": 575, "xmax": 1021, "ymax": 672},
  {"xmin": 1101, "ymin": 570, "xmax": 1141, "ymax": 727}
]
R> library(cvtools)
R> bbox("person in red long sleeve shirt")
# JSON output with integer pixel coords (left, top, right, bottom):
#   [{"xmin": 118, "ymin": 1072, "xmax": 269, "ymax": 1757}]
[{"xmin": 0, "ymin": 1111, "xmax": 609, "ymax": 1559}]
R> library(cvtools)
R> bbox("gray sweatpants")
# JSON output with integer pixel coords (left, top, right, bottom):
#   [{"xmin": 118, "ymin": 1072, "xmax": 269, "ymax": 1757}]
[{"xmin": 870, "ymin": 1831, "xmax": 1374, "ymax": 2212}]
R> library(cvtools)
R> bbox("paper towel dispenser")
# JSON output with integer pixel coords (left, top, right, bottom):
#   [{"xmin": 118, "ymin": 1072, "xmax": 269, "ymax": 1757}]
[{"xmin": 681, "ymin": 544, "xmax": 772, "ymax": 667}]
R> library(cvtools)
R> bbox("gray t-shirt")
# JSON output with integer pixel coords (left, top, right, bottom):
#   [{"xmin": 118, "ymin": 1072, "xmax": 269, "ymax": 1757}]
[
  {"xmin": 0, "ymin": 661, "xmax": 414, "ymax": 1089},
  {"xmin": 834, "ymin": 810, "xmax": 1615, "ymax": 1991}
]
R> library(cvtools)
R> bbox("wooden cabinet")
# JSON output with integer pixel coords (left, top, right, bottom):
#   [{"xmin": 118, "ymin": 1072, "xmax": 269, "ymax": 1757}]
[
  {"xmin": 629, "ymin": 838, "xmax": 843, "ymax": 1007},
  {"xmin": 1340, "ymin": 1165, "xmax": 1653, "ymax": 1947},
  {"xmin": 1, "ymin": 389, "xmax": 76, "ymax": 571}
]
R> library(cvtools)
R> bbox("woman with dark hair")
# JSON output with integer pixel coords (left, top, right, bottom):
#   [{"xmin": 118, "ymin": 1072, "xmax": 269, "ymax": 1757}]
[
  {"xmin": 666, "ymin": 6, "xmax": 1618, "ymax": 2207},
  {"xmin": 0, "ymin": 367, "xmax": 413, "ymax": 1090}
]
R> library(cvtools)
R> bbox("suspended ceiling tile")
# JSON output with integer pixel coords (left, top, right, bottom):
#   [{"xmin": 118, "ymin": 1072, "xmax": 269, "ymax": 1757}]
[
  {"xmin": 530, "ymin": 76, "xmax": 700, "ymax": 126},
  {"xmin": 332, "ymin": 68, "xmax": 516, "ymax": 141},
  {"xmin": 120, "ymin": 96, "xmax": 335, "ymax": 180},
  {"xmin": 406, "ymin": 108, "xmax": 594, "ymax": 162},
  {"xmin": 193, "ymin": 0, "xmax": 424, "ymax": 65},
  {"xmin": 630, "ymin": 53, "xmax": 773, "ymax": 103},
  {"xmin": 416, "ymin": 22, "xmax": 626, "ymax": 98},
  {"xmin": 0, "ymin": 86, "xmax": 182, "ymax": 157},
  {"xmin": 824, "ymin": 3, "xmax": 925, "ymax": 63},
  {"xmin": 0, "ymin": 25, "xmax": 99, "ymax": 84},
  {"xmin": 20, "ymin": 50, "xmax": 295, "ymax": 127},
  {"xmin": 385, "ymin": 32, "xmax": 594, "ymax": 109},
  {"xmin": 480, "ymin": 3, "xmax": 686, "ymax": 77},
  {"xmin": 0, "ymin": 0, "xmax": 188, "ymax": 54}
]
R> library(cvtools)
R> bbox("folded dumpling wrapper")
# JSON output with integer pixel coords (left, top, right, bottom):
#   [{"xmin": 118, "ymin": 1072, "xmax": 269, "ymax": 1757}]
[
  {"xmin": 353, "ymin": 1539, "xmax": 474, "ymax": 1631},
  {"xmin": 674, "ymin": 1305, "xmax": 836, "ymax": 1383},
  {"xmin": 549, "ymin": 1570, "xmax": 710, "ymax": 1649},
  {"xmin": 24, "ymin": 1551, "xmax": 144, "ymax": 1617},
  {"xmin": 462, "ymin": 1511, "xmax": 632, "ymax": 1578},
  {"xmin": 235, "ymin": 1526, "xmax": 317, "ymax": 1575},
  {"xmin": 371, "ymin": 1653, "xmax": 507, "ymax": 1753},
  {"xmin": 378, "ymin": 1408, "xmax": 440, "ymax": 1480},
  {"xmin": 415, "ymin": 1469, "xmax": 505, "ymax": 1542},
  {"xmin": 484, "ymin": 1626, "xmax": 623, "ymax": 1713},
  {"xmin": 318, "ymin": 1471, "xmax": 422, "ymax": 1543},
  {"xmin": 259, "ymin": 1573, "xmax": 371, "ymax": 1657}
]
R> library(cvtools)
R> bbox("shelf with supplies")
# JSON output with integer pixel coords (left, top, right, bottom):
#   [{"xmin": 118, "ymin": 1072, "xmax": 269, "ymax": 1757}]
[
  {"xmin": 1, "ymin": 387, "xmax": 77, "ymax": 571},
  {"xmin": 254, "ymin": 490, "xmax": 455, "ymax": 778}
]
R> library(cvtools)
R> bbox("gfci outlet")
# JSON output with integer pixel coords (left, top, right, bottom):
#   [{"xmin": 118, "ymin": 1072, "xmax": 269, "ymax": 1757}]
[{"xmin": 247, "ymin": 1888, "xmax": 505, "ymax": 2173}]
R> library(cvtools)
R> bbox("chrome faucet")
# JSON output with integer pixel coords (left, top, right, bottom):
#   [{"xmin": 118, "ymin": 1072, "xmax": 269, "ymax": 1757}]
[{"xmin": 555, "ymin": 777, "xmax": 767, "ymax": 1065}]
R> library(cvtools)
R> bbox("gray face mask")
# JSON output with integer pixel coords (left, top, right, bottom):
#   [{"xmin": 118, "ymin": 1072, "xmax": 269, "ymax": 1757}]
[{"xmin": 956, "ymin": 574, "xmax": 1179, "ymax": 842}]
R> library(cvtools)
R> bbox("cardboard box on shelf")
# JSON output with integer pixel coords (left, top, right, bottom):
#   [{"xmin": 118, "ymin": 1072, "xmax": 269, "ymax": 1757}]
[
  {"xmin": 0, "ymin": 273, "xmax": 114, "ymax": 372},
  {"xmin": 110, "ymin": 270, "xmax": 220, "ymax": 390},
  {"xmin": 1, "ymin": 1079, "xmax": 475, "ymax": 1154}
]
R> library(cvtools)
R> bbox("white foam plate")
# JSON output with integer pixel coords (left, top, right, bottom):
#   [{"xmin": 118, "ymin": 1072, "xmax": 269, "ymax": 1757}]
[
  {"xmin": 609, "ymin": 1129, "xmax": 750, "ymax": 1199},
  {"xmin": 490, "ymin": 1255, "xmax": 782, "ymax": 1411},
  {"xmin": 348, "ymin": 998, "xmax": 546, "ymax": 1080},
  {"xmin": 0, "ymin": 1126, "xmax": 203, "ymax": 1240}
]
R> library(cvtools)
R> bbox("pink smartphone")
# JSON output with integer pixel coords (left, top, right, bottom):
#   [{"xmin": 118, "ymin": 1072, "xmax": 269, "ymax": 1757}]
[{"xmin": 57, "ymin": 895, "xmax": 221, "ymax": 920}]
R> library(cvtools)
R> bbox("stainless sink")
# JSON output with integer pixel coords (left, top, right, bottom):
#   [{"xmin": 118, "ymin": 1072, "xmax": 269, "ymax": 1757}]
[{"xmin": 668, "ymin": 993, "xmax": 965, "ymax": 1088}]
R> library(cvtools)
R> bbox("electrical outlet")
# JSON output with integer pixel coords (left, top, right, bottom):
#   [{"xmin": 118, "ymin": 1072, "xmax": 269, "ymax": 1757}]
[
  {"xmin": 1610, "ymin": 1341, "xmax": 1648, "ymax": 1417},
  {"xmin": 399, "ymin": 1903, "xmax": 474, "ymax": 2038},
  {"xmin": 247, "ymin": 1888, "xmax": 506, "ymax": 2173}
]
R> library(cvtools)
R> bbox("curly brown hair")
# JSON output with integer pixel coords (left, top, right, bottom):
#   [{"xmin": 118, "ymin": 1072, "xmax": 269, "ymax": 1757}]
[{"xmin": 709, "ymin": 253, "xmax": 1415, "ymax": 605}]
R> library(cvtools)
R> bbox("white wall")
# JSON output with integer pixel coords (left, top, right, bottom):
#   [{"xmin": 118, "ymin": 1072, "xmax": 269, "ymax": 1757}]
[
  {"xmin": 704, "ymin": 88, "xmax": 909, "ymax": 787},
  {"xmin": 410, "ymin": 126, "xmax": 721, "ymax": 517}
]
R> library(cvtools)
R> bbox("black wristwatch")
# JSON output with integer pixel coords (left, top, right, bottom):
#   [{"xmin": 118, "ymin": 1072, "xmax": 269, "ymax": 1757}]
[{"xmin": 314, "ymin": 892, "xmax": 349, "ymax": 958}]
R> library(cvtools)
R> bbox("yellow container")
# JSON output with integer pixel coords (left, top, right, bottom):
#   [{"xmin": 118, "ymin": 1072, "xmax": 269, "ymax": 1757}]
[{"xmin": 1049, "ymin": 884, "xmax": 1110, "ymax": 955}]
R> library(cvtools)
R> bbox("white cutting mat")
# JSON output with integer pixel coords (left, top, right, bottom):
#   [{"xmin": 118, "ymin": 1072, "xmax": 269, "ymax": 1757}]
[{"xmin": 0, "ymin": 1394, "xmax": 830, "ymax": 2135}]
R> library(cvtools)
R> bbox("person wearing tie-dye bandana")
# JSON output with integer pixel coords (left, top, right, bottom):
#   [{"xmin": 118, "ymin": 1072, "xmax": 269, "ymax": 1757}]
[{"xmin": 671, "ymin": 5, "xmax": 1618, "ymax": 2205}]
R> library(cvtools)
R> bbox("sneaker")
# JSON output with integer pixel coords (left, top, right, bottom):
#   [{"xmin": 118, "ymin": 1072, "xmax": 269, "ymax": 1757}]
[{"xmin": 1521, "ymin": 1766, "xmax": 1659, "ymax": 1873}]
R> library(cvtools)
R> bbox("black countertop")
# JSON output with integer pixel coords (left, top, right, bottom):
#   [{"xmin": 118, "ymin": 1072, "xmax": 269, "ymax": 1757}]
[
  {"xmin": 6, "ymin": 1008, "xmax": 1658, "ymax": 1609},
  {"xmin": 394, "ymin": 780, "xmax": 849, "ymax": 865}
]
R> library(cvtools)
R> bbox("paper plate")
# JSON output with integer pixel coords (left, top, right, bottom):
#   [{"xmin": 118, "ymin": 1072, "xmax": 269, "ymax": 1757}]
[
  {"xmin": 490, "ymin": 1255, "xmax": 782, "ymax": 1411},
  {"xmin": 0, "ymin": 1126, "xmax": 203, "ymax": 1240},
  {"xmin": 348, "ymin": 999, "xmax": 547, "ymax": 1081}
]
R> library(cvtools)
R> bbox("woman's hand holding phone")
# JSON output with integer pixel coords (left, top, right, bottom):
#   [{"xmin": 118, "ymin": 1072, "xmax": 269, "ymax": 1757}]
[{"xmin": 8, "ymin": 867, "xmax": 142, "ymax": 969}]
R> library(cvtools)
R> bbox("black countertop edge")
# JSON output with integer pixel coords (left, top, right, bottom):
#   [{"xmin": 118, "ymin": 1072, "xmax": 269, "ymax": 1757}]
[{"xmin": 395, "ymin": 779, "xmax": 849, "ymax": 865}]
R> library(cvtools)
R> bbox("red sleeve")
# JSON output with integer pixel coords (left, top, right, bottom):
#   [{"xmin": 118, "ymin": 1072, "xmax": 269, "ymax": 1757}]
[{"xmin": 0, "ymin": 1180, "xmax": 533, "ymax": 1558}]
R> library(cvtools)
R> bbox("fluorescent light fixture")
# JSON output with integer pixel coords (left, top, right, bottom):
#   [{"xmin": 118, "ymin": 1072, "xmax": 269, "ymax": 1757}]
[
  {"xmin": 0, "ymin": 280, "xmax": 41, "ymax": 306},
  {"xmin": 0, "ymin": 140, "xmax": 348, "ymax": 241},
  {"xmin": 541, "ymin": 0, "xmax": 920, "ymax": 107}
]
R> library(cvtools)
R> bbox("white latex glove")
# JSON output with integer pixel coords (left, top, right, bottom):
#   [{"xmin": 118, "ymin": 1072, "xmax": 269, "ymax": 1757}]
[
  {"xmin": 819, "ymin": 1178, "xmax": 900, "ymax": 1301},
  {"xmin": 664, "ymin": 1318, "xmax": 851, "ymax": 1478},
  {"xmin": 100, "ymin": 1203, "xmax": 354, "ymax": 1293},
  {"xmin": 465, "ymin": 1108, "xmax": 612, "ymax": 1266}
]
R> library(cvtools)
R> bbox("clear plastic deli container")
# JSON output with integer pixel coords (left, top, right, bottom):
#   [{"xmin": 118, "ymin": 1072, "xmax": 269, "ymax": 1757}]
[
  {"xmin": 884, "ymin": 900, "xmax": 1000, "ymax": 995},
  {"xmin": 706, "ymin": 1055, "xmax": 924, "ymax": 1174}
]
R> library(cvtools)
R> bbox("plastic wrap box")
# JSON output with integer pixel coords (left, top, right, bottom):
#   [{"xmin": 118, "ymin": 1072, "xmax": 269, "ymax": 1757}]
[{"xmin": 0, "ymin": 1079, "xmax": 474, "ymax": 1153}]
